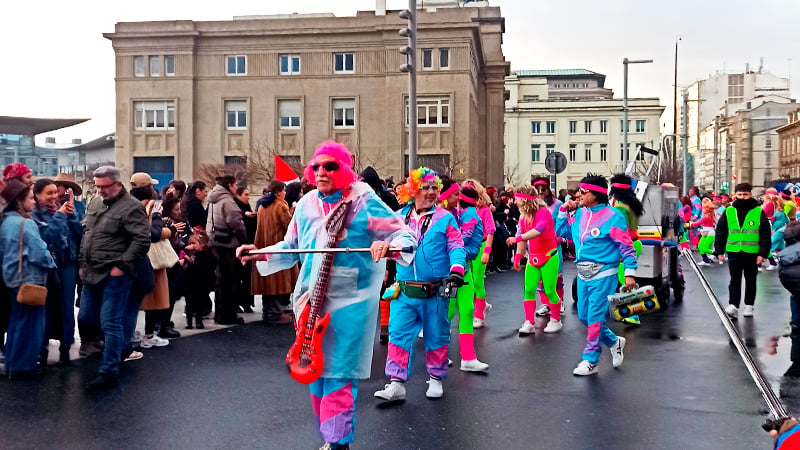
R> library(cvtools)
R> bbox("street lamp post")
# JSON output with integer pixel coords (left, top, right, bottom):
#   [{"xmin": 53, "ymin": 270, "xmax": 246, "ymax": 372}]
[{"xmin": 623, "ymin": 58, "xmax": 653, "ymax": 171}]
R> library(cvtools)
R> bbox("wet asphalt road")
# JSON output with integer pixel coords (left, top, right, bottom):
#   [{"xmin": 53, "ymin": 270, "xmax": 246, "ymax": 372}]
[{"xmin": 0, "ymin": 254, "xmax": 792, "ymax": 450}]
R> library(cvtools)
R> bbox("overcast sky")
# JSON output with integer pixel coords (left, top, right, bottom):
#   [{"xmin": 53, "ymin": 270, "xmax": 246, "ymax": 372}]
[{"xmin": 4, "ymin": 0, "xmax": 799, "ymax": 143}]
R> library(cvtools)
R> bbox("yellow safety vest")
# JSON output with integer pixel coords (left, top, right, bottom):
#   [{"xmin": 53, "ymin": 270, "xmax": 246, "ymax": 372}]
[{"xmin": 725, "ymin": 206, "xmax": 761, "ymax": 254}]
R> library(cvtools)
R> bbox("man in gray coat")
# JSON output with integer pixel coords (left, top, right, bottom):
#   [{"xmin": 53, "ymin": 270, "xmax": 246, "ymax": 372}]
[{"xmin": 206, "ymin": 175, "xmax": 248, "ymax": 324}]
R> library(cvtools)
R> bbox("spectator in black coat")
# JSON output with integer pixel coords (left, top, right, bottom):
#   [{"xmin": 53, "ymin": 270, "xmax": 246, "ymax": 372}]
[
  {"xmin": 360, "ymin": 166, "xmax": 401, "ymax": 211},
  {"xmin": 181, "ymin": 181, "xmax": 208, "ymax": 229}
]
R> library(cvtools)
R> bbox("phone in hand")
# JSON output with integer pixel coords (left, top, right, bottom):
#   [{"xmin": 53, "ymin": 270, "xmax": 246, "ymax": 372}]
[{"xmin": 67, "ymin": 188, "xmax": 74, "ymax": 205}]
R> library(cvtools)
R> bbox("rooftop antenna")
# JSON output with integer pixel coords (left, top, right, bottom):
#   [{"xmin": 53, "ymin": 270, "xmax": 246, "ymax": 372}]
[{"xmin": 758, "ymin": 57, "xmax": 764, "ymax": 73}]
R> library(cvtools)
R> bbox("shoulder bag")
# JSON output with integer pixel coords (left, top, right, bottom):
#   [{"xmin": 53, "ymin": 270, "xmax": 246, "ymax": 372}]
[
  {"xmin": 16, "ymin": 220, "xmax": 48, "ymax": 306},
  {"xmin": 146, "ymin": 201, "xmax": 179, "ymax": 270}
]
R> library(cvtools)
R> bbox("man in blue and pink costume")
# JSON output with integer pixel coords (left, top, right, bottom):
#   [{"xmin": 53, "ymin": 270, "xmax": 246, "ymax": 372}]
[
  {"xmin": 238, "ymin": 141, "xmax": 415, "ymax": 450},
  {"xmin": 375, "ymin": 167, "xmax": 467, "ymax": 402},
  {"xmin": 556, "ymin": 174, "xmax": 637, "ymax": 376}
]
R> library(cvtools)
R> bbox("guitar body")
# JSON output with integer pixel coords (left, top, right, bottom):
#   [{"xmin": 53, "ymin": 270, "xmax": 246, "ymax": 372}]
[{"xmin": 285, "ymin": 301, "xmax": 331, "ymax": 384}]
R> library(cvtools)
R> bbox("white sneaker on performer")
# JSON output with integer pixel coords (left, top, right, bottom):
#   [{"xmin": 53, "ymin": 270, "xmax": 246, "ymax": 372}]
[
  {"xmin": 426, "ymin": 377, "xmax": 444, "ymax": 398},
  {"xmin": 767, "ymin": 265, "xmax": 778, "ymax": 271},
  {"xmin": 611, "ymin": 336, "xmax": 626, "ymax": 368},
  {"xmin": 518, "ymin": 320, "xmax": 536, "ymax": 335},
  {"xmin": 573, "ymin": 360, "xmax": 598, "ymax": 376},
  {"xmin": 473, "ymin": 318, "xmax": 485, "ymax": 328},
  {"xmin": 543, "ymin": 319, "xmax": 563, "ymax": 333},
  {"xmin": 697, "ymin": 261, "xmax": 709, "ymax": 266},
  {"xmin": 742, "ymin": 305, "xmax": 754, "ymax": 317},
  {"xmin": 724, "ymin": 304, "xmax": 739, "ymax": 320},
  {"xmin": 374, "ymin": 380, "xmax": 406, "ymax": 401},
  {"xmin": 535, "ymin": 305, "xmax": 550, "ymax": 317},
  {"xmin": 460, "ymin": 358, "xmax": 489, "ymax": 372}
]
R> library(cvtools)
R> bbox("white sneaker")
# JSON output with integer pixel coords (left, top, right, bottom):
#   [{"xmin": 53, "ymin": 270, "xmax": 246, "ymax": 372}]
[
  {"xmin": 460, "ymin": 358, "xmax": 489, "ymax": 372},
  {"xmin": 426, "ymin": 377, "xmax": 443, "ymax": 398},
  {"xmin": 448, "ymin": 359, "xmax": 453, "ymax": 367},
  {"xmin": 742, "ymin": 305, "xmax": 754, "ymax": 317},
  {"xmin": 418, "ymin": 329, "xmax": 424, "ymax": 338},
  {"xmin": 611, "ymin": 336, "xmax": 626, "ymax": 368},
  {"xmin": 140, "ymin": 334, "xmax": 169, "ymax": 348},
  {"xmin": 518, "ymin": 320, "xmax": 536, "ymax": 335},
  {"xmin": 535, "ymin": 305, "xmax": 550, "ymax": 317},
  {"xmin": 473, "ymin": 318, "xmax": 485, "ymax": 329},
  {"xmin": 573, "ymin": 360, "xmax": 598, "ymax": 376},
  {"xmin": 724, "ymin": 304, "xmax": 739, "ymax": 320},
  {"xmin": 560, "ymin": 302, "xmax": 566, "ymax": 313},
  {"xmin": 767, "ymin": 265, "xmax": 778, "ymax": 271},
  {"xmin": 697, "ymin": 261, "xmax": 709, "ymax": 266},
  {"xmin": 374, "ymin": 381, "xmax": 406, "ymax": 401},
  {"xmin": 543, "ymin": 319, "xmax": 564, "ymax": 333},
  {"xmin": 131, "ymin": 330, "xmax": 143, "ymax": 344},
  {"xmin": 718, "ymin": 259, "xmax": 724, "ymax": 265}
]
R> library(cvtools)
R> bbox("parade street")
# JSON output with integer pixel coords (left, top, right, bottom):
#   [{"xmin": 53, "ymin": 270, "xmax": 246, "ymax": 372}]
[{"xmin": 0, "ymin": 257, "xmax": 791, "ymax": 450}]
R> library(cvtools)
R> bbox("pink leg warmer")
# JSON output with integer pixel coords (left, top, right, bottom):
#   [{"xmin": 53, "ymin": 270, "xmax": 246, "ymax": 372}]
[
  {"xmin": 459, "ymin": 333, "xmax": 477, "ymax": 361},
  {"xmin": 474, "ymin": 298, "xmax": 487, "ymax": 319},
  {"xmin": 523, "ymin": 300, "xmax": 537, "ymax": 322}
]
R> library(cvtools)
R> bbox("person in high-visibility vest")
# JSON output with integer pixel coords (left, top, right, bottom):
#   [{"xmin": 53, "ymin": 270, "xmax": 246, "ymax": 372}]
[{"xmin": 714, "ymin": 183, "xmax": 771, "ymax": 319}]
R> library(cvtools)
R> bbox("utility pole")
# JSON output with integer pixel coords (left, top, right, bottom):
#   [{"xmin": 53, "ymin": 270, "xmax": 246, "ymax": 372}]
[
  {"xmin": 681, "ymin": 91, "xmax": 689, "ymax": 194},
  {"xmin": 623, "ymin": 58, "xmax": 653, "ymax": 170},
  {"xmin": 673, "ymin": 37, "xmax": 681, "ymax": 164},
  {"xmin": 399, "ymin": 1, "xmax": 417, "ymax": 170}
]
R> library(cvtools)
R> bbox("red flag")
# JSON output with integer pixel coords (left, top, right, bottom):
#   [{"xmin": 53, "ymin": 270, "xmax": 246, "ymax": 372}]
[{"xmin": 274, "ymin": 154, "xmax": 299, "ymax": 182}]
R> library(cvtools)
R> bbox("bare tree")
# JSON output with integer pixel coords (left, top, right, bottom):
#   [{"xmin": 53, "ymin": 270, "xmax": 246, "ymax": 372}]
[
  {"xmin": 195, "ymin": 136, "xmax": 297, "ymax": 190},
  {"xmin": 504, "ymin": 163, "xmax": 522, "ymax": 186}
]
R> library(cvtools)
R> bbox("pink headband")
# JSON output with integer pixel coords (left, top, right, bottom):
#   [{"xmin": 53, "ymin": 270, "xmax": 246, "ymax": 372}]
[
  {"xmin": 459, "ymin": 193, "xmax": 477, "ymax": 204},
  {"xmin": 515, "ymin": 193, "xmax": 537, "ymax": 200},
  {"xmin": 533, "ymin": 180, "xmax": 548, "ymax": 187},
  {"xmin": 438, "ymin": 183, "xmax": 460, "ymax": 202},
  {"xmin": 580, "ymin": 183, "xmax": 607, "ymax": 194},
  {"xmin": 612, "ymin": 183, "xmax": 631, "ymax": 189}
]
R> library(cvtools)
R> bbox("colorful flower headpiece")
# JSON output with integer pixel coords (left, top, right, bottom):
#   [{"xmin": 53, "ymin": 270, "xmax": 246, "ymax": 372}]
[{"xmin": 397, "ymin": 167, "xmax": 442, "ymax": 204}]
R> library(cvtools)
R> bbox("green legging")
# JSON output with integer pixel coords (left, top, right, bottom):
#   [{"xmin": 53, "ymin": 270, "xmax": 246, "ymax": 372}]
[
  {"xmin": 449, "ymin": 269, "xmax": 475, "ymax": 333},
  {"xmin": 471, "ymin": 241, "xmax": 488, "ymax": 300},
  {"xmin": 617, "ymin": 239, "xmax": 643, "ymax": 286},
  {"xmin": 698, "ymin": 235, "xmax": 714, "ymax": 255},
  {"xmin": 524, "ymin": 255, "xmax": 560, "ymax": 304}
]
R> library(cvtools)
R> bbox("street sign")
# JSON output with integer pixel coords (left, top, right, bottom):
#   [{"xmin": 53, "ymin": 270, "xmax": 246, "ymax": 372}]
[{"xmin": 545, "ymin": 151, "xmax": 567, "ymax": 175}]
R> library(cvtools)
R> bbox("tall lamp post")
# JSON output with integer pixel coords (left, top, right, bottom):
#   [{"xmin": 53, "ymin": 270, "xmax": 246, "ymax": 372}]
[
  {"xmin": 399, "ymin": 1, "xmax": 418, "ymax": 170},
  {"xmin": 623, "ymin": 58, "xmax": 653, "ymax": 170}
]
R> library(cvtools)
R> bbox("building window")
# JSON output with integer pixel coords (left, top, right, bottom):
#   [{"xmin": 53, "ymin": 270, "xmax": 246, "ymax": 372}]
[
  {"xmin": 225, "ymin": 101, "xmax": 247, "ymax": 129},
  {"xmin": 149, "ymin": 56, "xmax": 161, "ymax": 76},
  {"xmin": 227, "ymin": 55, "xmax": 247, "ymax": 75},
  {"xmin": 584, "ymin": 121, "xmax": 592, "ymax": 133},
  {"xmin": 134, "ymin": 101, "xmax": 175, "ymax": 131},
  {"xmin": 406, "ymin": 97, "xmax": 449, "ymax": 127},
  {"xmin": 600, "ymin": 120, "xmax": 607, "ymax": 133},
  {"xmin": 332, "ymin": 98, "xmax": 356, "ymax": 128},
  {"xmin": 636, "ymin": 144, "xmax": 646, "ymax": 160},
  {"xmin": 278, "ymin": 99, "xmax": 301, "ymax": 129},
  {"xmin": 728, "ymin": 74, "xmax": 744, "ymax": 104},
  {"xmin": 546, "ymin": 121, "xmax": 556, "ymax": 134},
  {"xmin": 569, "ymin": 121, "xmax": 577, "ymax": 133},
  {"xmin": 635, "ymin": 120, "xmax": 645, "ymax": 133},
  {"xmin": 585, "ymin": 144, "xmax": 592, "ymax": 161},
  {"xmin": 531, "ymin": 121, "xmax": 541, "ymax": 134},
  {"xmin": 600, "ymin": 144, "xmax": 607, "ymax": 161},
  {"xmin": 439, "ymin": 48, "xmax": 449, "ymax": 69},
  {"xmin": 546, "ymin": 144, "xmax": 555, "ymax": 156},
  {"xmin": 569, "ymin": 144, "xmax": 576, "ymax": 161},
  {"xmin": 334, "ymin": 53, "xmax": 354, "ymax": 73},
  {"xmin": 165, "ymin": 55, "xmax": 175, "ymax": 76},
  {"xmin": 134, "ymin": 56, "xmax": 145, "ymax": 77},
  {"xmin": 620, "ymin": 120, "xmax": 630, "ymax": 132},
  {"xmin": 531, "ymin": 144, "xmax": 541, "ymax": 162},
  {"xmin": 422, "ymin": 49, "xmax": 433, "ymax": 69},
  {"xmin": 619, "ymin": 143, "xmax": 630, "ymax": 161},
  {"xmin": 280, "ymin": 55, "xmax": 300, "ymax": 75}
]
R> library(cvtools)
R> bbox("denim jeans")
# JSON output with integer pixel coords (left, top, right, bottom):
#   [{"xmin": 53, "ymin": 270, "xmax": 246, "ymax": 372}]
[
  {"xmin": 78, "ymin": 275, "xmax": 134, "ymax": 375},
  {"xmin": 791, "ymin": 295, "xmax": 800, "ymax": 331}
]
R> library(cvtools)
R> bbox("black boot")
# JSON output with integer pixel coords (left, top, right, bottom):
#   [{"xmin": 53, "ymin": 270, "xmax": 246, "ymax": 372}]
[
  {"xmin": 195, "ymin": 315, "xmax": 204, "ymax": 329},
  {"xmin": 58, "ymin": 346, "xmax": 71, "ymax": 367},
  {"xmin": 86, "ymin": 372, "xmax": 119, "ymax": 391}
]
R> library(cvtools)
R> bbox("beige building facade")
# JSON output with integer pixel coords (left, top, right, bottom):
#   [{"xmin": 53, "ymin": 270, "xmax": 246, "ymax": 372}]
[
  {"xmin": 103, "ymin": 5, "xmax": 509, "ymax": 187},
  {"xmin": 777, "ymin": 109, "xmax": 800, "ymax": 181}
]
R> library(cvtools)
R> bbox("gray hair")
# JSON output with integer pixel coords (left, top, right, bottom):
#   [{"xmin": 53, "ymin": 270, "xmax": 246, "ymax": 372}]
[{"xmin": 93, "ymin": 165, "xmax": 121, "ymax": 182}]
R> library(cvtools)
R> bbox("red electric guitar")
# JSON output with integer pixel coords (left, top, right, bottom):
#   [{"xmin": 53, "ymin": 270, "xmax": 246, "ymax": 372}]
[{"xmin": 285, "ymin": 200, "xmax": 351, "ymax": 384}]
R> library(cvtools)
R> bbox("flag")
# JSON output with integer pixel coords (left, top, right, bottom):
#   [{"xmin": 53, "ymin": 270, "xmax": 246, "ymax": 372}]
[{"xmin": 274, "ymin": 154, "xmax": 300, "ymax": 183}]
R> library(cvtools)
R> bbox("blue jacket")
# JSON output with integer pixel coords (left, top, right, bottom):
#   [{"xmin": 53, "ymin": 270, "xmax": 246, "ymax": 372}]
[
  {"xmin": 31, "ymin": 206, "xmax": 82, "ymax": 267},
  {"xmin": 397, "ymin": 205, "xmax": 466, "ymax": 282},
  {"xmin": 0, "ymin": 212, "xmax": 56, "ymax": 288},
  {"xmin": 457, "ymin": 206, "xmax": 483, "ymax": 262}
]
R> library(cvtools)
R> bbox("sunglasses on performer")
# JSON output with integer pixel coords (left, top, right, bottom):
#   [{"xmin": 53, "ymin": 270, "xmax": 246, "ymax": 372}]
[
  {"xmin": 419, "ymin": 185, "xmax": 438, "ymax": 191},
  {"xmin": 311, "ymin": 161, "xmax": 340, "ymax": 172}
]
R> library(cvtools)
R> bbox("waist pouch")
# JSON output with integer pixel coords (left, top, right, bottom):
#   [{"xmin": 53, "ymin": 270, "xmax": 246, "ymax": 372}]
[
  {"xmin": 399, "ymin": 281, "xmax": 442, "ymax": 298},
  {"xmin": 529, "ymin": 249, "xmax": 557, "ymax": 268},
  {"xmin": 576, "ymin": 261, "xmax": 604, "ymax": 279}
]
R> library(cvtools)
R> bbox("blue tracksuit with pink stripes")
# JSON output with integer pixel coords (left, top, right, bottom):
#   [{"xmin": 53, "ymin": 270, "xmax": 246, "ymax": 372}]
[{"xmin": 556, "ymin": 203, "xmax": 637, "ymax": 364}]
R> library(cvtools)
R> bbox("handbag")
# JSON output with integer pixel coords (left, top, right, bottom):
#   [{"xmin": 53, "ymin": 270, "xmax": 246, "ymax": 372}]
[
  {"xmin": 146, "ymin": 201, "xmax": 179, "ymax": 270},
  {"xmin": 16, "ymin": 220, "xmax": 48, "ymax": 306}
]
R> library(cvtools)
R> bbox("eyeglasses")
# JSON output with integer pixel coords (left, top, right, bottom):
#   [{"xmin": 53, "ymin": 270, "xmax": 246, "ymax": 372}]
[
  {"xmin": 311, "ymin": 161, "xmax": 340, "ymax": 172},
  {"xmin": 579, "ymin": 188, "xmax": 589, "ymax": 195},
  {"xmin": 419, "ymin": 185, "xmax": 438, "ymax": 191}
]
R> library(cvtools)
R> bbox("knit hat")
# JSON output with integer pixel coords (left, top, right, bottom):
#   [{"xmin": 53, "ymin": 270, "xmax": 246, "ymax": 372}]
[{"xmin": 1, "ymin": 179, "xmax": 29, "ymax": 206}]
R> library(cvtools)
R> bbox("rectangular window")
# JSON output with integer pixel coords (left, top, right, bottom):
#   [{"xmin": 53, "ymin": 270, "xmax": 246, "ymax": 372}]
[
  {"xmin": 546, "ymin": 144, "xmax": 555, "ymax": 155},
  {"xmin": 584, "ymin": 121, "xmax": 592, "ymax": 133},
  {"xmin": 728, "ymin": 74, "xmax": 744, "ymax": 104},
  {"xmin": 620, "ymin": 120, "xmax": 631, "ymax": 132},
  {"xmin": 422, "ymin": 49, "xmax": 433, "ymax": 69},
  {"xmin": 405, "ymin": 97, "xmax": 450, "ymax": 127},
  {"xmin": 636, "ymin": 144, "xmax": 646, "ymax": 160},
  {"xmin": 134, "ymin": 56, "xmax": 145, "ymax": 77},
  {"xmin": 531, "ymin": 121, "xmax": 541, "ymax": 134},
  {"xmin": 600, "ymin": 144, "xmax": 607, "ymax": 161},
  {"xmin": 620, "ymin": 143, "xmax": 630, "ymax": 161},
  {"xmin": 439, "ymin": 48, "xmax": 450, "ymax": 69},
  {"xmin": 280, "ymin": 55, "xmax": 300, "ymax": 75},
  {"xmin": 600, "ymin": 120, "xmax": 607, "ymax": 133},
  {"xmin": 134, "ymin": 101, "xmax": 175, "ymax": 130},
  {"xmin": 165, "ymin": 55, "xmax": 175, "ymax": 76},
  {"xmin": 278, "ymin": 99, "xmax": 301, "ymax": 129},
  {"xmin": 225, "ymin": 100, "xmax": 247, "ymax": 129},
  {"xmin": 569, "ymin": 121, "xmax": 577, "ymax": 133},
  {"xmin": 569, "ymin": 144, "xmax": 576, "ymax": 162},
  {"xmin": 531, "ymin": 144, "xmax": 541, "ymax": 162},
  {"xmin": 334, "ymin": 53, "xmax": 354, "ymax": 73},
  {"xmin": 585, "ymin": 144, "xmax": 592, "ymax": 161},
  {"xmin": 546, "ymin": 121, "xmax": 556, "ymax": 134},
  {"xmin": 227, "ymin": 55, "xmax": 247, "ymax": 75},
  {"xmin": 332, "ymin": 98, "xmax": 356, "ymax": 128},
  {"xmin": 635, "ymin": 120, "xmax": 645, "ymax": 133},
  {"xmin": 149, "ymin": 56, "xmax": 160, "ymax": 76}
]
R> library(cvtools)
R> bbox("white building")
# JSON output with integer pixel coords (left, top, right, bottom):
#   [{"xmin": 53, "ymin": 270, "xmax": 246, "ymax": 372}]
[{"xmin": 504, "ymin": 69, "xmax": 664, "ymax": 191}]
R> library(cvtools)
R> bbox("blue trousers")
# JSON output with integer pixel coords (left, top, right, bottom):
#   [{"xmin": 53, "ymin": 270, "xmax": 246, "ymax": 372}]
[
  {"xmin": 576, "ymin": 271, "xmax": 619, "ymax": 364},
  {"xmin": 5, "ymin": 287, "xmax": 46, "ymax": 373},
  {"xmin": 310, "ymin": 377, "xmax": 358, "ymax": 446},
  {"xmin": 78, "ymin": 275, "xmax": 133, "ymax": 375},
  {"xmin": 385, "ymin": 293, "xmax": 450, "ymax": 381}
]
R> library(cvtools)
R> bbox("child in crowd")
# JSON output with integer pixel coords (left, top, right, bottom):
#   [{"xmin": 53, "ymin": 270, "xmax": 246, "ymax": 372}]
[{"xmin": 181, "ymin": 231, "xmax": 217, "ymax": 329}]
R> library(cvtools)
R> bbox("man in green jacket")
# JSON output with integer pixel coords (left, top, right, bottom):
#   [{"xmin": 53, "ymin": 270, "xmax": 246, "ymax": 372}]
[{"xmin": 714, "ymin": 182, "xmax": 771, "ymax": 319}]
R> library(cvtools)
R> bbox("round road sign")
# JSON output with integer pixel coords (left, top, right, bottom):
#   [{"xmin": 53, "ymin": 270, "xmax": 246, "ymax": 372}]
[{"xmin": 545, "ymin": 151, "xmax": 567, "ymax": 175}]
